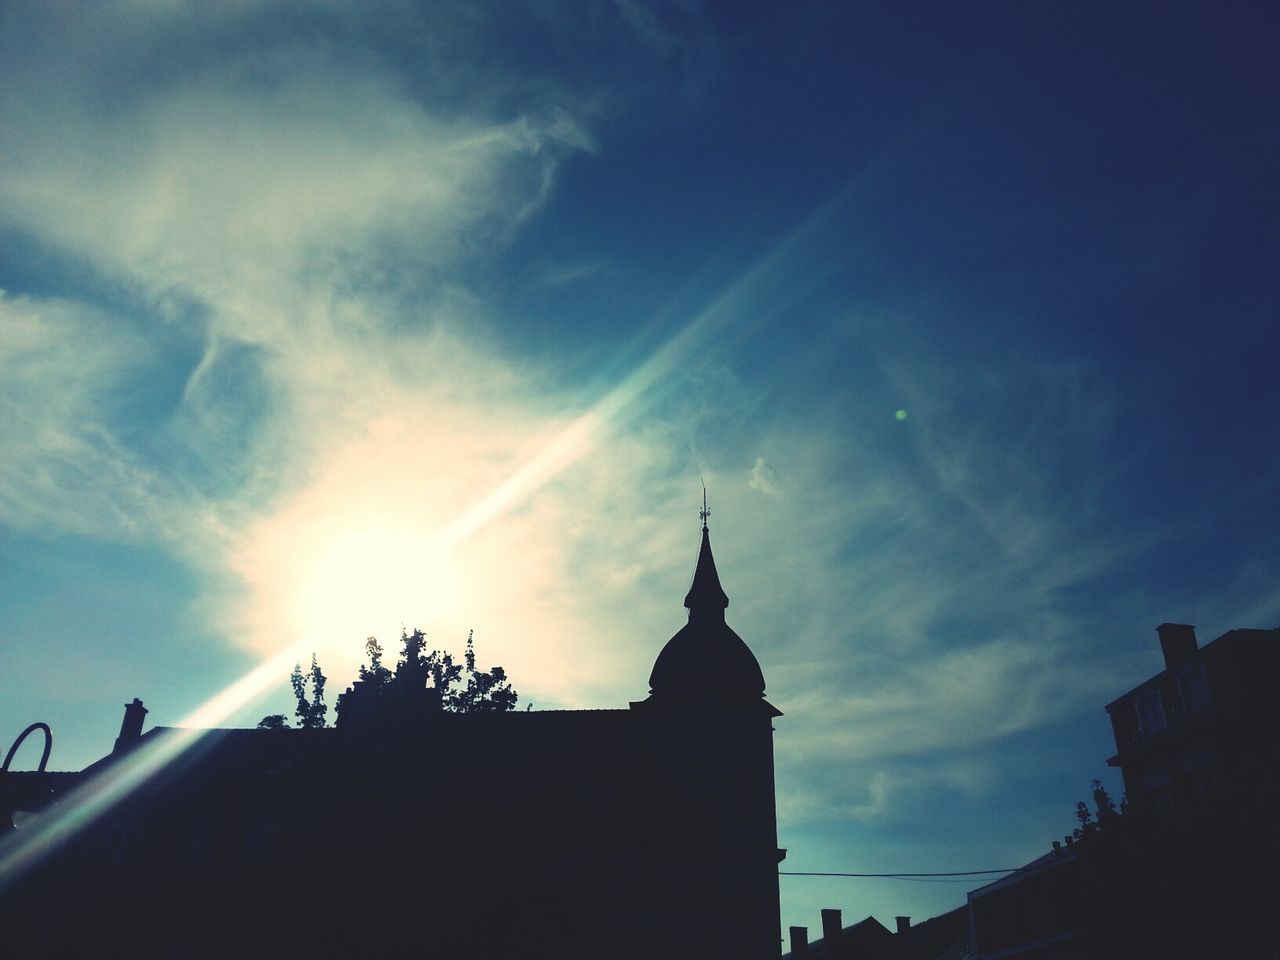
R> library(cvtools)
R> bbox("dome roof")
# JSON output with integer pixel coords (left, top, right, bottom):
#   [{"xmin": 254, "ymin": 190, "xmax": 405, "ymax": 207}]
[{"xmin": 648, "ymin": 525, "xmax": 766, "ymax": 702}]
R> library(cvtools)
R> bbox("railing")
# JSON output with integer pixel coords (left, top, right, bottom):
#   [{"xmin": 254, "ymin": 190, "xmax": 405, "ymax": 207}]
[
  {"xmin": 2, "ymin": 722, "xmax": 52, "ymax": 774},
  {"xmin": 1, "ymin": 722, "xmax": 54, "ymax": 833}
]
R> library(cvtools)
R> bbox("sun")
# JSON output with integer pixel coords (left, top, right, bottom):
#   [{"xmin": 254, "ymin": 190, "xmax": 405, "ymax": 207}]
[{"xmin": 291, "ymin": 522, "xmax": 465, "ymax": 657}]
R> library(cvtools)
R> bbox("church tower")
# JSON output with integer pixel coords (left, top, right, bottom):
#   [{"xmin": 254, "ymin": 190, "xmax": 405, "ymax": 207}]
[{"xmin": 635, "ymin": 502, "xmax": 783, "ymax": 959}]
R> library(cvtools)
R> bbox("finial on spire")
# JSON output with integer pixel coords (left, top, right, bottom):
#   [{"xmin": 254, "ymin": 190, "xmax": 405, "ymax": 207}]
[{"xmin": 699, "ymin": 480, "xmax": 710, "ymax": 531}]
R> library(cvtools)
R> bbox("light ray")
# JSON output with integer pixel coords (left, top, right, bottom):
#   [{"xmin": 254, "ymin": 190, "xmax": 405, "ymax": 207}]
[
  {"xmin": 0, "ymin": 643, "xmax": 306, "ymax": 892},
  {"xmin": 439, "ymin": 187, "xmax": 854, "ymax": 546}
]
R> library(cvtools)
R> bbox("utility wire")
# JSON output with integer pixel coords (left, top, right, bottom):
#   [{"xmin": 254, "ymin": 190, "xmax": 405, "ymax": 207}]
[{"xmin": 779, "ymin": 868, "xmax": 1018, "ymax": 878}]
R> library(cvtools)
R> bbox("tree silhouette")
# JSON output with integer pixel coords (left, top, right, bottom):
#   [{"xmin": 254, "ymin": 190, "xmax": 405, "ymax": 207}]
[
  {"xmin": 1074, "ymin": 778, "xmax": 1122, "ymax": 840},
  {"xmin": 359, "ymin": 636, "xmax": 392, "ymax": 689},
  {"xmin": 383, "ymin": 627, "xmax": 517, "ymax": 714},
  {"xmin": 451, "ymin": 630, "xmax": 518, "ymax": 713},
  {"xmin": 289, "ymin": 653, "xmax": 328, "ymax": 729},
  {"xmin": 332, "ymin": 627, "xmax": 517, "ymax": 726},
  {"xmin": 260, "ymin": 631, "xmax": 518, "ymax": 729}
]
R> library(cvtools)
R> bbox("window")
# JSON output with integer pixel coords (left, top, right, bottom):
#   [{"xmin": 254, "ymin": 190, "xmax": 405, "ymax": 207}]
[
  {"xmin": 1111, "ymin": 706, "xmax": 1140, "ymax": 749},
  {"xmin": 1137, "ymin": 693, "xmax": 1166, "ymax": 737}
]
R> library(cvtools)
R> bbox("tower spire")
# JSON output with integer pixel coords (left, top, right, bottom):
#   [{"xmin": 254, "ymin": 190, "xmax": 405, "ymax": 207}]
[
  {"xmin": 647, "ymin": 497, "xmax": 769, "ymax": 705},
  {"xmin": 684, "ymin": 486, "xmax": 728, "ymax": 614}
]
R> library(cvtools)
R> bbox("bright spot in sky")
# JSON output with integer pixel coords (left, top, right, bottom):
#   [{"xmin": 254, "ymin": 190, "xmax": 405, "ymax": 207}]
[
  {"xmin": 895, "ymin": 409, "xmax": 908, "ymax": 421},
  {"xmin": 292, "ymin": 524, "xmax": 464, "ymax": 656}
]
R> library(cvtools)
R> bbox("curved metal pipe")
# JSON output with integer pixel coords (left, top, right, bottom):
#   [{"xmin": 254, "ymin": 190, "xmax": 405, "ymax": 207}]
[{"xmin": 2, "ymin": 722, "xmax": 53, "ymax": 773}]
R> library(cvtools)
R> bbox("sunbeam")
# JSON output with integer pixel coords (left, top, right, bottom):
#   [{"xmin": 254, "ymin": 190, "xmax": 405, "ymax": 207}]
[{"xmin": 0, "ymin": 645, "xmax": 303, "ymax": 892}]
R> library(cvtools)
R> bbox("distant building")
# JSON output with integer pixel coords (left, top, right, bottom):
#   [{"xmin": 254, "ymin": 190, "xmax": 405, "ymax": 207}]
[
  {"xmin": 785, "ymin": 909, "xmax": 894, "ymax": 959},
  {"xmin": 782, "ymin": 906, "xmax": 968, "ymax": 960},
  {"xmin": 966, "ymin": 620, "xmax": 1280, "ymax": 960},
  {"xmin": 1, "ymin": 522, "xmax": 785, "ymax": 958}
]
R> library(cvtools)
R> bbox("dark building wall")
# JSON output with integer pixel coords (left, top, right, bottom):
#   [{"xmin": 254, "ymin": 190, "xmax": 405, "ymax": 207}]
[
  {"xmin": 637, "ymin": 697, "xmax": 782, "ymax": 958},
  {"xmin": 2, "ymin": 525, "xmax": 785, "ymax": 959},
  {"xmin": 4, "ymin": 710, "xmax": 779, "ymax": 957},
  {"xmin": 967, "ymin": 853, "xmax": 1082, "ymax": 958}
]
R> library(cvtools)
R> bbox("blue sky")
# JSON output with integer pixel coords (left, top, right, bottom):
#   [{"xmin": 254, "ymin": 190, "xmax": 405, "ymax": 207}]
[{"xmin": 2, "ymin": 0, "xmax": 1278, "ymax": 934}]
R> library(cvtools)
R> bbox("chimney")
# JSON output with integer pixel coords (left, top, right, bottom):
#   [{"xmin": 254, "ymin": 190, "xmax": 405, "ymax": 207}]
[
  {"xmin": 821, "ymin": 909, "xmax": 843, "ymax": 954},
  {"xmin": 1053, "ymin": 840, "xmax": 1062, "ymax": 857},
  {"xmin": 896, "ymin": 916, "xmax": 911, "ymax": 935},
  {"xmin": 113, "ymin": 698, "xmax": 148, "ymax": 754},
  {"xmin": 1156, "ymin": 623, "xmax": 1198, "ymax": 668},
  {"xmin": 789, "ymin": 926, "xmax": 810, "ymax": 956}
]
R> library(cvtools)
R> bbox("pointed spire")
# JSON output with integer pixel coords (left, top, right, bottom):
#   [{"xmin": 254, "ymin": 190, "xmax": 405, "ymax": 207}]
[
  {"xmin": 685, "ymin": 485, "xmax": 728, "ymax": 614},
  {"xmin": 684, "ymin": 524, "xmax": 729, "ymax": 614}
]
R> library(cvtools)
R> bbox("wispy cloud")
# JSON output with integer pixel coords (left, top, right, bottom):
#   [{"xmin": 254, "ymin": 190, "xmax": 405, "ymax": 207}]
[
  {"xmin": 531, "ymin": 259, "xmax": 611, "ymax": 289},
  {"xmin": 681, "ymin": 330, "xmax": 1157, "ymax": 829},
  {"xmin": 0, "ymin": 2, "xmax": 716, "ymax": 717},
  {"xmin": 0, "ymin": 293, "xmax": 188, "ymax": 540},
  {"xmin": 748, "ymin": 456, "xmax": 780, "ymax": 495}
]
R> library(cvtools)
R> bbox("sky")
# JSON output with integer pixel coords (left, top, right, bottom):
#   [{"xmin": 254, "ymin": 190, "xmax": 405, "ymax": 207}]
[{"xmin": 2, "ymin": 0, "xmax": 1279, "ymax": 937}]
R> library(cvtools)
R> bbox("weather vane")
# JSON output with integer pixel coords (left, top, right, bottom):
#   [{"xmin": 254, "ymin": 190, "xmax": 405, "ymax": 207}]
[{"xmin": 699, "ymin": 480, "xmax": 710, "ymax": 530}]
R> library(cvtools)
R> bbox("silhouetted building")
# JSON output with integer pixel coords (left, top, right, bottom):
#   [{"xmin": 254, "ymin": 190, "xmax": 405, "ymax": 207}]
[
  {"xmin": 966, "ymin": 620, "xmax": 1280, "ymax": 960},
  {"xmin": 782, "ymin": 906, "xmax": 968, "ymax": 960},
  {"xmin": 1105, "ymin": 622, "xmax": 1280, "ymax": 821},
  {"xmin": 1, "ymin": 523, "xmax": 784, "ymax": 958},
  {"xmin": 966, "ymin": 843, "xmax": 1081, "ymax": 959}
]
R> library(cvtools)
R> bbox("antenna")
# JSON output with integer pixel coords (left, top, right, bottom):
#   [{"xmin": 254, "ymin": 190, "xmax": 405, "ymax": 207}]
[{"xmin": 699, "ymin": 480, "xmax": 710, "ymax": 530}]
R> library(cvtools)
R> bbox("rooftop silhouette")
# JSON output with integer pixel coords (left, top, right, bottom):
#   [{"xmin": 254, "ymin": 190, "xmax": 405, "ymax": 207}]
[{"xmin": 1, "ymin": 513, "xmax": 784, "ymax": 959}]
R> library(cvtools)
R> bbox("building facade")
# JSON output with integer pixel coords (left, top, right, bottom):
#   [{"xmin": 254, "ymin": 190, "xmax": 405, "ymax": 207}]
[
  {"xmin": 1105, "ymin": 622, "xmax": 1280, "ymax": 821},
  {"xmin": 965, "ymin": 620, "xmax": 1280, "ymax": 959}
]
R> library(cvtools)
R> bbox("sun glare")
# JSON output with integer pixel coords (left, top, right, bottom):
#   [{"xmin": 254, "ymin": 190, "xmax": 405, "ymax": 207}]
[{"xmin": 293, "ymin": 524, "xmax": 465, "ymax": 655}]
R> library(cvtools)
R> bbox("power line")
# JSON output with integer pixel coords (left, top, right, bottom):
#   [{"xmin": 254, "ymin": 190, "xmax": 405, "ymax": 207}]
[{"xmin": 779, "ymin": 869, "xmax": 1018, "ymax": 878}]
